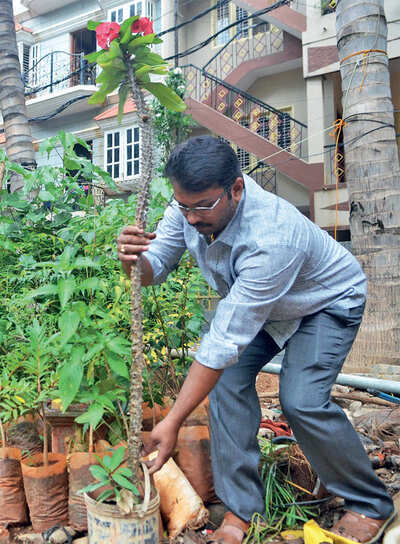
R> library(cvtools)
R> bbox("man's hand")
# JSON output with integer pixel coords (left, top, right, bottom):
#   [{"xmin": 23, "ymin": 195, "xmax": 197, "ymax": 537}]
[
  {"xmin": 142, "ymin": 416, "xmax": 180, "ymax": 474},
  {"xmin": 117, "ymin": 226, "xmax": 156, "ymax": 284},
  {"xmin": 142, "ymin": 361, "xmax": 223, "ymax": 474},
  {"xmin": 117, "ymin": 225, "xmax": 156, "ymax": 262}
]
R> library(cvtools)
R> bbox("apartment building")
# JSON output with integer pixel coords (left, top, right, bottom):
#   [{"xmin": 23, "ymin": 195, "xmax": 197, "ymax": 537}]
[{"xmin": 9, "ymin": 0, "xmax": 400, "ymax": 234}]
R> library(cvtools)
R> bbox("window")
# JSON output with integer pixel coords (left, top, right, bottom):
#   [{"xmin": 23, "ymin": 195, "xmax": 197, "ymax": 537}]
[
  {"xmin": 235, "ymin": 7, "xmax": 249, "ymax": 39},
  {"xmin": 216, "ymin": 1, "xmax": 230, "ymax": 45},
  {"xmin": 213, "ymin": 2, "xmax": 270, "ymax": 46},
  {"xmin": 104, "ymin": 127, "xmax": 140, "ymax": 180},
  {"xmin": 109, "ymin": 1, "xmax": 153, "ymax": 23},
  {"xmin": 28, "ymin": 43, "xmax": 40, "ymax": 88}
]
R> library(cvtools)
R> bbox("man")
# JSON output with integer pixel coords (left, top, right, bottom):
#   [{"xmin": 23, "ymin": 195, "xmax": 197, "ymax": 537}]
[{"xmin": 117, "ymin": 136, "xmax": 394, "ymax": 544}]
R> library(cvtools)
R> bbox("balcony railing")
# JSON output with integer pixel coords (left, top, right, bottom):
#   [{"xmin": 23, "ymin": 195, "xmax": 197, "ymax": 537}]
[
  {"xmin": 182, "ymin": 64, "xmax": 307, "ymax": 159},
  {"xmin": 203, "ymin": 18, "xmax": 284, "ymax": 78},
  {"xmin": 219, "ymin": 136, "xmax": 277, "ymax": 193},
  {"xmin": 23, "ymin": 51, "xmax": 96, "ymax": 97}
]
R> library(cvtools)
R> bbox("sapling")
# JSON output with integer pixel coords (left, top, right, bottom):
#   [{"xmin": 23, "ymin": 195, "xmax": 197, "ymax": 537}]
[
  {"xmin": 0, "ymin": 369, "xmax": 33, "ymax": 448},
  {"xmin": 85, "ymin": 14, "xmax": 185, "ymax": 499}
]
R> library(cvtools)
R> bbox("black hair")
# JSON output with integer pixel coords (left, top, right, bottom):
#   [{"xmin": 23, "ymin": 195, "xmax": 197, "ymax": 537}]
[{"xmin": 164, "ymin": 135, "xmax": 242, "ymax": 193}]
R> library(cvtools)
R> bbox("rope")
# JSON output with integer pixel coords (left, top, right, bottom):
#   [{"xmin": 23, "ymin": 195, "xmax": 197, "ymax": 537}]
[
  {"xmin": 339, "ymin": 49, "xmax": 387, "ymax": 91},
  {"xmin": 329, "ymin": 119, "xmax": 347, "ymax": 240}
]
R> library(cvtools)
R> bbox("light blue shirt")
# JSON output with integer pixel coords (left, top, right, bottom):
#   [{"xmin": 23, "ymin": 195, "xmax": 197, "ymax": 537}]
[{"xmin": 145, "ymin": 175, "xmax": 367, "ymax": 370}]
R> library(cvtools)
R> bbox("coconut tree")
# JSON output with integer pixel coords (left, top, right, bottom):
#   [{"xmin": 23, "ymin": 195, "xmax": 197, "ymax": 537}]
[
  {"xmin": 0, "ymin": 0, "xmax": 35, "ymax": 191},
  {"xmin": 336, "ymin": 0, "xmax": 400, "ymax": 373}
]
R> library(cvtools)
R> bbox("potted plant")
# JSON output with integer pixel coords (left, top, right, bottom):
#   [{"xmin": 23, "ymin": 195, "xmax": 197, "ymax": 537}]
[
  {"xmin": 0, "ymin": 368, "xmax": 32, "ymax": 526},
  {"xmin": 79, "ymin": 13, "xmax": 185, "ymax": 542},
  {"xmin": 18, "ymin": 319, "xmax": 70, "ymax": 533}
]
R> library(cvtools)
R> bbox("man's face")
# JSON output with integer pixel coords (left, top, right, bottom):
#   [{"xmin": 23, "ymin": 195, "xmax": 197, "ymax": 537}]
[{"xmin": 172, "ymin": 177, "xmax": 244, "ymax": 236}]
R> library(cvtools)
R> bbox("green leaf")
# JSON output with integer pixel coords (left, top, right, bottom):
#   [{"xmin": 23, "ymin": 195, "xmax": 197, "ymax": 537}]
[
  {"xmin": 111, "ymin": 473, "xmax": 139, "ymax": 494},
  {"xmin": 143, "ymin": 82, "xmax": 186, "ymax": 112},
  {"xmin": 76, "ymin": 402, "xmax": 104, "ymax": 429},
  {"xmin": 78, "ymin": 480, "xmax": 106, "ymax": 495},
  {"xmin": 87, "ymin": 20, "xmax": 102, "ymax": 30},
  {"xmin": 59, "ymin": 347, "xmax": 84, "ymax": 411},
  {"xmin": 120, "ymin": 22, "xmax": 133, "ymax": 45},
  {"xmin": 90, "ymin": 464, "xmax": 109, "ymax": 481},
  {"xmin": 119, "ymin": 15, "xmax": 139, "ymax": 36},
  {"xmin": 85, "ymin": 50, "xmax": 104, "ymax": 63},
  {"xmin": 79, "ymin": 277, "xmax": 102, "ymax": 292},
  {"xmin": 38, "ymin": 190, "xmax": 55, "ymax": 202},
  {"xmin": 135, "ymin": 64, "xmax": 167, "ymax": 79},
  {"xmin": 57, "ymin": 277, "xmax": 76, "ymax": 310},
  {"xmin": 84, "ymin": 342, "xmax": 105, "ymax": 362},
  {"xmin": 105, "ymin": 337, "xmax": 131, "ymax": 357},
  {"xmin": 109, "ymin": 446, "xmax": 125, "ymax": 472},
  {"xmin": 118, "ymin": 84, "xmax": 129, "ymax": 124},
  {"xmin": 58, "ymin": 311, "xmax": 80, "ymax": 345},
  {"xmin": 102, "ymin": 454, "xmax": 112, "ymax": 469},
  {"xmin": 106, "ymin": 351, "xmax": 129, "ymax": 379},
  {"xmin": 128, "ymin": 34, "xmax": 159, "ymax": 50},
  {"xmin": 97, "ymin": 489, "xmax": 114, "ymax": 503},
  {"xmin": 73, "ymin": 257, "xmax": 100, "ymax": 269},
  {"xmin": 116, "ymin": 467, "xmax": 133, "ymax": 478},
  {"xmin": 108, "ymin": 39, "xmax": 122, "ymax": 59},
  {"xmin": 28, "ymin": 284, "xmax": 58, "ymax": 299}
]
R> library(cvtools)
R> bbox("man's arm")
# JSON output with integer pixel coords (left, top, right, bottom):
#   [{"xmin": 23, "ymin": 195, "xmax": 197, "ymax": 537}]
[{"xmin": 143, "ymin": 360, "xmax": 223, "ymax": 473}]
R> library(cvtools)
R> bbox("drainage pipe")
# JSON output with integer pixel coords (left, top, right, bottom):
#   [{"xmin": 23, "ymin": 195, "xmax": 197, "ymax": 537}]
[{"xmin": 262, "ymin": 363, "xmax": 400, "ymax": 395}]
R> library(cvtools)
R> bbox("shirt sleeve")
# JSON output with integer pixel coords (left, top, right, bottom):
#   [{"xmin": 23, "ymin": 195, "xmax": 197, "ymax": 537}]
[
  {"xmin": 145, "ymin": 205, "xmax": 187, "ymax": 284},
  {"xmin": 195, "ymin": 244, "xmax": 306, "ymax": 369}
]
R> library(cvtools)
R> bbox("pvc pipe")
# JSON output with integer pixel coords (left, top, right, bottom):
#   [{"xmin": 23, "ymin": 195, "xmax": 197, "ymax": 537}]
[{"xmin": 262, "ymin": 363, "xmax": 400, "ymax": 395}]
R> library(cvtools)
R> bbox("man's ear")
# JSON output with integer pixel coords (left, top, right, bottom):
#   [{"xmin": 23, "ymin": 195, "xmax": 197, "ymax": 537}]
[{"xmin": 231, "ymin": 177, "xmax": 244, "ymax": 204}]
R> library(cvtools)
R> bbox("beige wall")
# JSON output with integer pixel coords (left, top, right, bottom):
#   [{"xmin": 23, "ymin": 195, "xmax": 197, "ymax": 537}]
[
  {"xmin": 180, "ymin": 0, "xmax": 215, "ymax": 69},
  {"xmin": 247, "ymin": 68, "xmax": 307, "ymax": 126}
]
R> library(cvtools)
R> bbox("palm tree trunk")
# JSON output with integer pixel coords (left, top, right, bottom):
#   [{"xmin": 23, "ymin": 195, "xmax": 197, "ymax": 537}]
[
  {"xmin": 336, "ymin": 0, "xmax": 400, "ymax": 373},
  {"xmin": 0, "ymin": 0, "xmax": 36, "ymax": 191}
]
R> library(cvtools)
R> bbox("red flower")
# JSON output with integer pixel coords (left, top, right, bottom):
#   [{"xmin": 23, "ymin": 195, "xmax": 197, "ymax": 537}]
[
  {"xmin": 131, "ymin": 17, "xmax": 154, "ymax": 36},
  {"xmin": 96, "ymin": 22, "xmax": 120, "ymax": 50},
  {"xmin": 140, "ymin": 17, "xmax": 154, "ymax": 35}
]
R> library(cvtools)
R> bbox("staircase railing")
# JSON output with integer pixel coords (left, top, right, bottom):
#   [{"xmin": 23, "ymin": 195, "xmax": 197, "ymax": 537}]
[
  {"xmin": 182, "ymin": 64, "xmax": 307, "ymax": 159},
  {"xmin": 23, "ymin": 51, "xmax": 97, "ymax": 97},
  {"xmin": 203, "ymin": 13, "xmax": 284, "ymax": 77},
  {"xmin": 218, "ymin": 135, "xmax": 277, "ymax": 193}
]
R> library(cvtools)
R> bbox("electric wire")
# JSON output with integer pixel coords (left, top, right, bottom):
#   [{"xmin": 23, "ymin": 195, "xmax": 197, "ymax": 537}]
[{"xmin": 164, "ymin": 0, "xmax": 290, "ymax": 61}]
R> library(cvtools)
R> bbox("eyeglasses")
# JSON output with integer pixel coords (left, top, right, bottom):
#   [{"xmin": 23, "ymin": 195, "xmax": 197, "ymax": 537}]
[{"xmin": 170, "ymin": 189, "xmax": 227, "ymax": 215}]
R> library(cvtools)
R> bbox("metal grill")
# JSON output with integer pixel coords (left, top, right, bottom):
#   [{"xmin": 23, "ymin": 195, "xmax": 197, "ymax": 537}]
[
  {"xmin": 23, "ymin": 51, "xmax": 96, "ymax": 96},
  {"xmin": 183, "ymin": 64, "xmax": 306, "ymax": 159}
]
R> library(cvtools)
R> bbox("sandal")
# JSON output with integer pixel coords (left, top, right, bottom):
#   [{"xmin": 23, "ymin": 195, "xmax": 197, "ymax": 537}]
[
  {"xmin": 207, "ymin": 512, "xmax": 250, "ymax": 544},
  {"xmin": 330, "ymin": 509, "xmax": 397, "ymax": 543}
]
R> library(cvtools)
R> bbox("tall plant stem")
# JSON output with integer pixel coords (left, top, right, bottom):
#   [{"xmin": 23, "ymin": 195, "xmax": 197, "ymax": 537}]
[
  {"xmin": 0, "ymin": 419, "xmax": 6, "ymax": 448},
  {"xmin": 125, "ymin": 55, "xmax": 154, "ymax": 484},
  {"xmin": 41, "ymin": 402, "xmax": 48, "ymax": 467},
  {"xmin": 88, "ymin": 425, "xmax": 94, "ymax": 454}
]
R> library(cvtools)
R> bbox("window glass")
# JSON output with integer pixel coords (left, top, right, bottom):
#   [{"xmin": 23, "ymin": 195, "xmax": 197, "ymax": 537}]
[
  {"xmin": 235, "ymin": 7, "xmax": 249, "ymax": 38},
  {"xmin": 216, "ymin": 0, "xmax": 230, "ymax": 45},
  {"xmin": 105, "ymin": 130, "xmax": 122, "ymax": 180}
]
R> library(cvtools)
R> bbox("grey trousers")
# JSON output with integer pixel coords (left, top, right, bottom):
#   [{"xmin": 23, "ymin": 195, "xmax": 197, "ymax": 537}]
[{"xmin": 208, "ymin": 304, "xmax": 394, "ymax": 522}]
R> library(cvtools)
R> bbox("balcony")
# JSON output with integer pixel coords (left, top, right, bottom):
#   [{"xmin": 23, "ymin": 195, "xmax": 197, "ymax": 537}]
[
  {"xmin": 24, "ymin": 51, "xmax": 98, "ymax": 119},
  {"xmin": 21, "ymin": 0, "xmax": 78, "ymax": 15}
]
